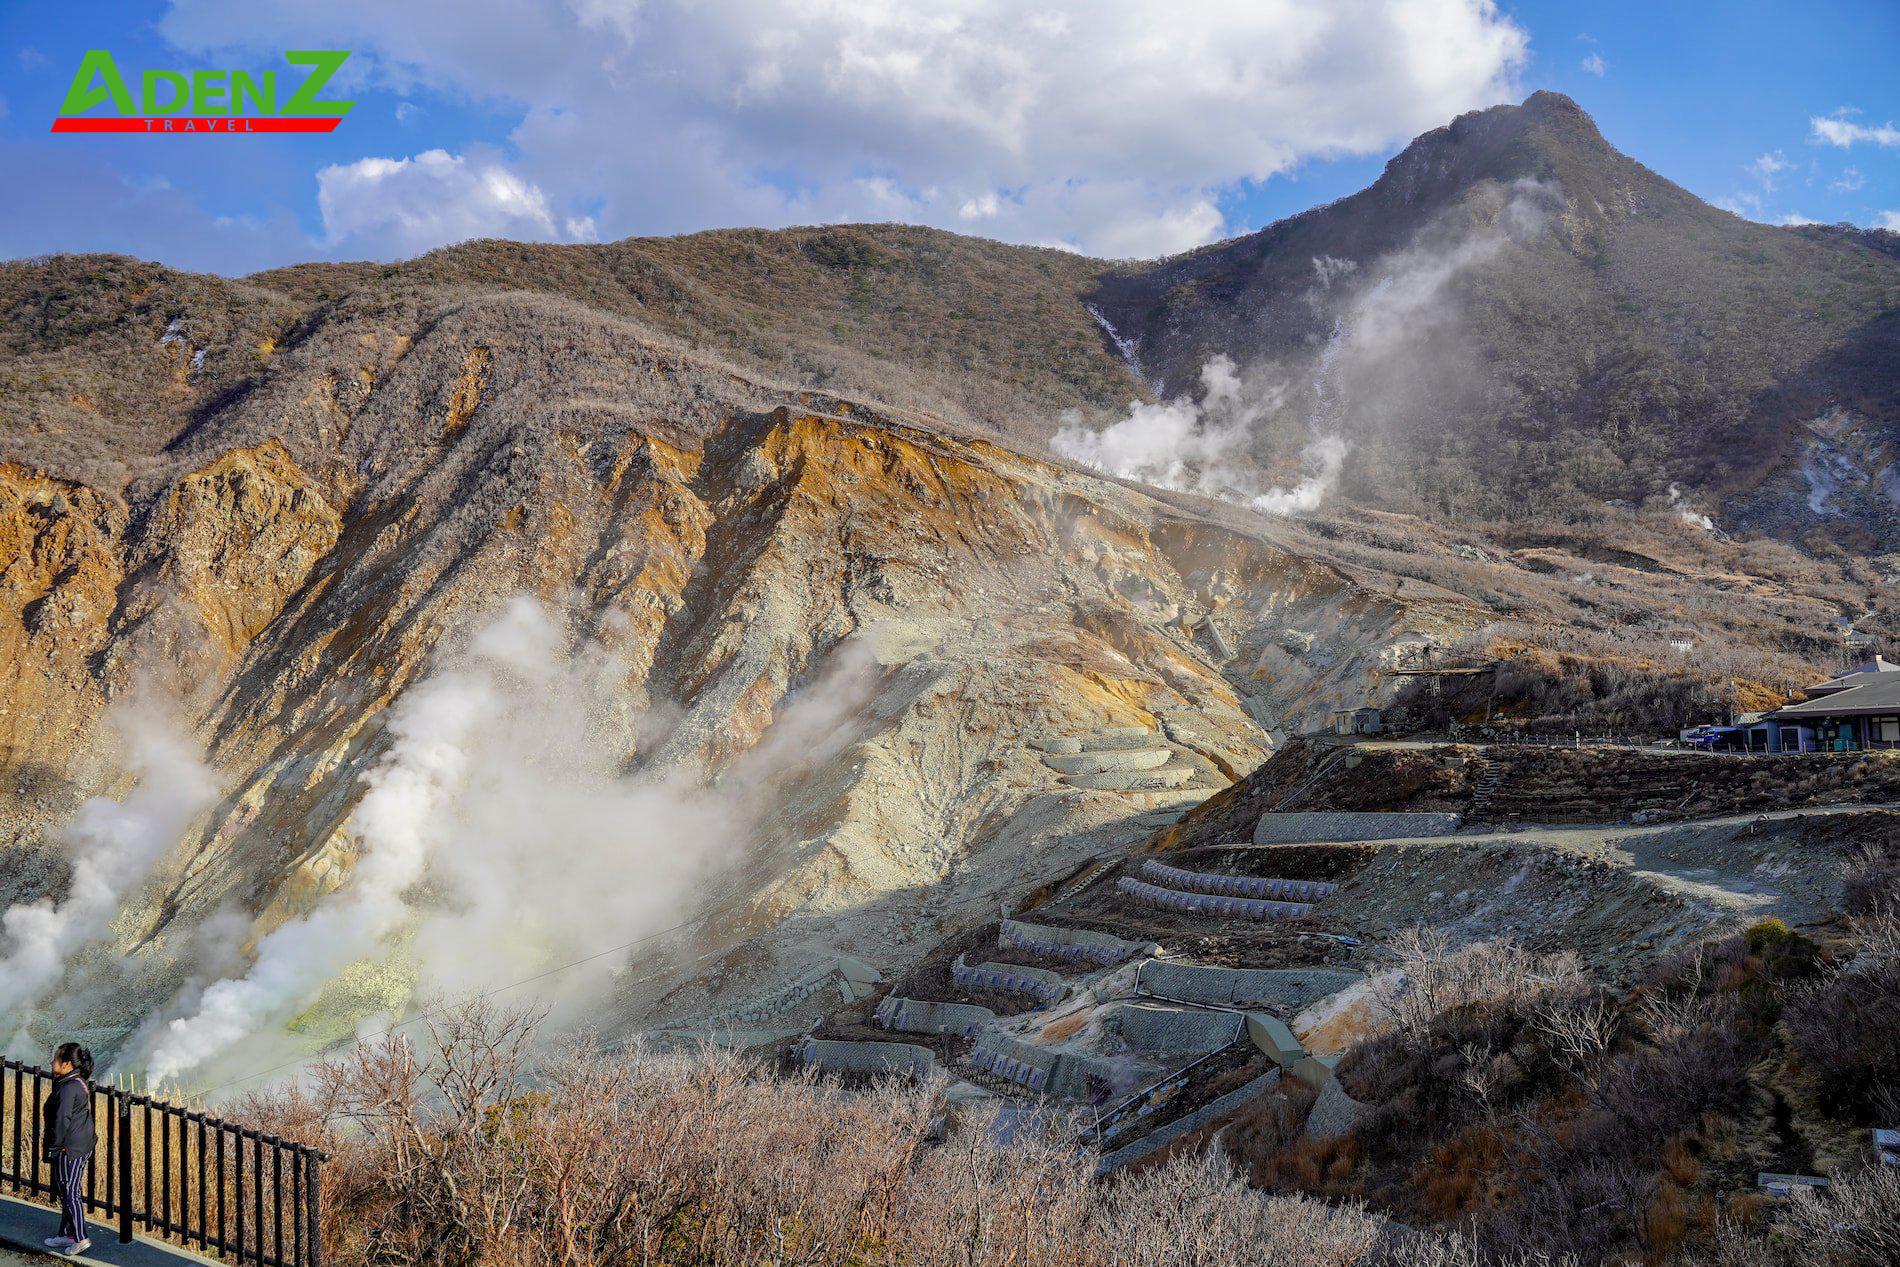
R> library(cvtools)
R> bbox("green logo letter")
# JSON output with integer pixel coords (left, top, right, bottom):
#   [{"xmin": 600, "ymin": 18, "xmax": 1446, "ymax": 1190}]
[
  {"xmin": 142, "ymin": 69, "xmax": 190, "ymax": 115},
  {"xmin": 59, "ymin": 49, "xmax": 136, "ymax": 117},
  {"xmin": 282, "ymin": 51, "xmax": 355, "ymax": 116}
]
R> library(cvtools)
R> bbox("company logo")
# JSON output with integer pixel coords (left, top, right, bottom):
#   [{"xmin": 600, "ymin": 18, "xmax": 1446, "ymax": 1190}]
[{"xmin": 53, "ymin": 49, "xmax": 355, "ymax": 134}]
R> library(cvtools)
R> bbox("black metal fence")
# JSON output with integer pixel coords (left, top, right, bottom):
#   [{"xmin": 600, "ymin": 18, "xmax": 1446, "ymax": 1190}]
[{"xmin": 1, "ymin": 1059, "xmax": 325, "ymax": 1267}]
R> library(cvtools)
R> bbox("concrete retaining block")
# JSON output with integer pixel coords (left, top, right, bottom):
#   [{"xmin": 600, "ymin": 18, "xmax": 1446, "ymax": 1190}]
[
  {"xmin": 1089, "ymin": 726, "xmax": 1156, "ymax": 743},
  {"xmin": 1000, "ymin": 919, "xmax": 1159, "ymax": 967},
  {"xmin": 1140, "ymin": 860, "xmax": 1335, "ymax": 902},
  {"xmin": 1253, "ymin": 811, "xmax": 1461, "ymax": 844},
  {"xmin": 1291, "ymin": 1054, "xmax": 1341, "ymax": 1089},
  {"xmin": 971, "ymin": 1032, "xmax": 1119, "ymax": 1100},
  {"xmin": 1116, "ymin": 876, "xmax": 1312, "ymax": 920},
  {"xmin": 1068, "ymin": 764, "xmax": 1194, "ymax": 791},
  {"xmin": 1044, "ymin": 747, "xmax": 1172, "ymax": 775},
  {"xmin": 1139, "ymin": 961, "xmax": 1362, "ymax": 1011},
  {"xmin": 1110, "ymin": 1003, "xmax": 1244, "ymax": 1055},
  {"xmin": 1246, "ymin": 1014, "xmax": 1305, "ymax": 1068},
  {"xmin": 797, "ymin": 1038, "xmax": 937, "ymax": 1079},
  {"xmin": 874, "ymin": 996, "xmax": 997, "ymax": 1038},
  {"xmin": 1303, "ymin": 1074, "xmax": 1363, "ymax": 1139},
  {"xmin": 952, "ymin": 955, "xmax": 1068, "ymax": 1003},
  {"xmin": 1095, "ymin": 1069, "xmax": 1281, "ymax": 1173}
]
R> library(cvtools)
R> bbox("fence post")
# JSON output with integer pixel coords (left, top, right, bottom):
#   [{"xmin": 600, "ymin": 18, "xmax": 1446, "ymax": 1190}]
[
  {"xmin": 117, "ymin": 1096, "xmax": 133, "ymax": 1245},
  {"xmin": 304, "ymin": 1156, "xmax": 322, "ymax": 1267}
]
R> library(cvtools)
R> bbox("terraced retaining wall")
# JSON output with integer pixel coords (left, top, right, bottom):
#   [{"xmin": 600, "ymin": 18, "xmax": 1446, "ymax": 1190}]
[
  {"xmin": 1095, "ymin": 1069, "xmax": 1281, "ymax": 1173},
  {"xmin": 699, "ymin": 963, "xmax": 839, "ymax": 1031},
  {"xmin": 1110, "ymin": 1003, "xmax": 1244, "ymax": 1055},
  {"xmin": 1117, "ymin": 876, "xmax": 1312, "ymax": 919},
  {"xmin": 999, "ymin": 919, "xmax": 1159, "ymax": 967},
  {"xmin": 1139, "ymin": 860, "xmax": 1335, "ymax": 902},
  {"xmin": 1253, "ymin": 811, "xmax": 1461, "ymax": 843},
  {"xmin": 972, "ymin": 1033, "xmax": 1119, "ymax": 1099},
  {"xmin": 874, "ymin": 996, "xmax": 996, "ymax": 1037},
  {"xmin": 797, "ymin": 1038, "xmax": 937, "ymax": 1078},
  {"xmin": 1138, "ymin": 962, "xmax": 1363, "ymax": 1010},
  {"xmin": 953, "ymin": 955, "xmax": 1067, "ymax": 1003}
]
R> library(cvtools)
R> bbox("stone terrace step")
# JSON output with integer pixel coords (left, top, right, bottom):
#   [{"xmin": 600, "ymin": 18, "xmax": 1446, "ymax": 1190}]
[
  {"xmin": 952, "ymin": 955, "xmax": 1068, "ymax": 1003},
  {"xmin": 1000, "ymin": 918, "xmax": 1160, "ymax": 967},
  {"xmin": 1081, "ymin": 731, "xmax": 1169, "ymax": 751},
  {"xmin": 874, "ymin": 996, "xmax": 996, "ymax": 1038},
  {"xmin": 797, "ymin": 1037, "xmax": 937, "ymax": 1078},
  {"xmin": 1117, "ymin": 876, "xmax": 1313, "ymax": 920},
  {"xmin": 1066, "ymin": 761, "xmax": 1196, "ymax": 791},
  {"xmin": 1088, "ymin": 725, "xmax": 1157, "ymax": 743},
  {"xmin": 1043, "ymin": 747, "xmax": 1172, "ymax": 776},
  {"xmin": 1139, "ymin": 860, "xmax": 1335, "ymax": 902}
]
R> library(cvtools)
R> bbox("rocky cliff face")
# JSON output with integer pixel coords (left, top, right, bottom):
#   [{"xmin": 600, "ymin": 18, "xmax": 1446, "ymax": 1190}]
[{"xmin": 0, "ymin": 294, "xmax": 1469, "ymax": 1067}]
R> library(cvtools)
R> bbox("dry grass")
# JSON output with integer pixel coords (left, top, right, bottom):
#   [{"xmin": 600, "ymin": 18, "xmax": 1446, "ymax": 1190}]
[{"xmin": 235, "ymin": 999, "xmax": 1437, "ymax": 1267}]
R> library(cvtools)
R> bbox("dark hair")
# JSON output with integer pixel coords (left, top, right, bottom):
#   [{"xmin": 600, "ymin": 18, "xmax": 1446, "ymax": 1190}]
[{"xmin": 54, "ymin": 1042, "xmax": 93, "ymax": 1081}]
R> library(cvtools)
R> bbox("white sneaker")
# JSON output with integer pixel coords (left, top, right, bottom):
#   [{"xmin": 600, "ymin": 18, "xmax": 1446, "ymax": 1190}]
[
  {"xmin": 43, "ymin": 1237, "xmax": 74, "ymax": 1249},
  {"xmin": 62, "ymin": 1240, "xmax": 91, "ymax": 1256}
]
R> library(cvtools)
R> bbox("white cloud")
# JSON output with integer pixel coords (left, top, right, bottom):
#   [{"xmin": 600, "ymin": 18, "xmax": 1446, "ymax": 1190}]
[
  {"xmin": 160, "ymin": 0, "xmax": 1530, "ymax": 260},
  {"xmin": 1776, "ymin": 212, "xmax": 1819, "ymax": 226},
  {"xmin": 394, "ymin": 101, "xmax": 418, "ymax": 124},
  {"xmin": 1877, "ymin": 211, "xmax": 1900, "ymax": 232},
  {"xmin": 316, "ymin": 148, "xmax": 596, "ymax": 258},
  {"xmin": 1579, "ymin": 52, "xmax": 1606, "ymax": 76},
  {"xmin": 1748, "ymin": 151, "xmax": 1793, "ymax": 190},
  {"xmin": 1811, "ymin": 114, "xmax": 1900, "ymax": 148},
  {"xmin": 1830, "ymin": 167, "xmax": 1865, "ymax": 193},
  {"xmin": 959, "ymin": 192, "xmax": 1002, "ymax": 220}
]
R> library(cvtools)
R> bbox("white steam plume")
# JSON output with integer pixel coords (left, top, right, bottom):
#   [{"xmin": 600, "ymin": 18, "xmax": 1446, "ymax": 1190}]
[
  {"xmin": 0, "ymin": 701, "xmax": 217, "ymax": 1023},
  {"xmin": 1055, "ymin": 179, "xmax": 1562, "ymax": 517},
  {"xmin": 143, "ymin": 595, "xmax": 747, "ymax": 1084},
  {"xmin": 144, "ymin": 633, "xmax": 495, "ymax": 1081},
  {"xmin": 1667, "ymin": 483, "xmax": 1715, "ymax": 531},
  {"xmin": 1052, "ymin": 355, "xmax": 1282, "ymax": 501}
]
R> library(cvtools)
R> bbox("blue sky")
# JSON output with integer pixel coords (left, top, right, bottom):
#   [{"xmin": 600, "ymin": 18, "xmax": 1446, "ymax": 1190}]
[{"xmin": 1, "ymin": 0, "xmax": 1896, "ymax": 275}]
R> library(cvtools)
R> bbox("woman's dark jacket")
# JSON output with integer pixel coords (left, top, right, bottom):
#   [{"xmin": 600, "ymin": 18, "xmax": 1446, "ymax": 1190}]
[{"xmin": 42, "ymin": 1074, "xmax": 94, "ymax": 1160}]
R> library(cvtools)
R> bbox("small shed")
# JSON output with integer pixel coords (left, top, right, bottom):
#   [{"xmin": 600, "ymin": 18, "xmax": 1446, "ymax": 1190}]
[{"xmin": 1331, "ymin": 707, "xmax": 1383, "ymax": 736}]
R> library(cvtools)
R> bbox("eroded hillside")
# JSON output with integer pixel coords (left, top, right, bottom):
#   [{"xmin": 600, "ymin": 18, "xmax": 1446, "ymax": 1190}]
[{"xmin": 0, "ymin": 288, "xmax": 1482, "ymax": 1072}]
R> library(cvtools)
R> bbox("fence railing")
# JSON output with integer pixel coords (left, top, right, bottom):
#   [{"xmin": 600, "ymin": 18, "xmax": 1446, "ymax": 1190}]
[{"xmin": 1, "ymin": 1059, "xmax": 325, "ymax": 1267}]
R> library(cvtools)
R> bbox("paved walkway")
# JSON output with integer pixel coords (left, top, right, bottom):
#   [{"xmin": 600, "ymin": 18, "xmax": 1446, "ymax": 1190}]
[{"xmin": 0, "ymin": 1195, "xmax": 215, "ymax": 1267}]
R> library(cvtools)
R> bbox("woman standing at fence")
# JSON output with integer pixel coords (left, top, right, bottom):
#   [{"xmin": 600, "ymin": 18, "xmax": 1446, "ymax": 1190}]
[{"xmin": 41, "ymin": 1042, "xmax": 95, "ymax": 1255}]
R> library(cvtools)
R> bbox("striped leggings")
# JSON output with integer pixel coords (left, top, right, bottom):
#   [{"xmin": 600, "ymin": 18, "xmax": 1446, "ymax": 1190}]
[{"xmin": 53, "ymin": 1152, "xmax": 88, "ymax": 1242}]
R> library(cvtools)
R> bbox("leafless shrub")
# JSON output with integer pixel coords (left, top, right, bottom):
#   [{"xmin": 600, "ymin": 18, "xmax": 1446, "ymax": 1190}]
[
  {"xmin": 1088, "ymin": 1149, "xmax": 1382, "ymax": 1266},
  {"xmin": 1772, "ymin": 1165, "xmax": 1900, "ymax": 1266},
  {"xmin": 1371, "ymin": 928, "xmax": 1587, "ymax": 1045},
  {"xmin": 1691, "ymin": 1166, "xmax": 1900, "ymax": 1266},
  {"xmin": 239, "ymin": 998, "xmax": 1431, "ymax": 1267},
  {"xmin": 1841, "ymin": 843, "xmax": 1900, "ymax": 918},
  {"xmin": 1785, "ymin": 916, "xmax": 1900, "ymax": 1119},
  {"xmin": 1531, "ymin": 993, "xmax": 1618, "ymax": 1081}
]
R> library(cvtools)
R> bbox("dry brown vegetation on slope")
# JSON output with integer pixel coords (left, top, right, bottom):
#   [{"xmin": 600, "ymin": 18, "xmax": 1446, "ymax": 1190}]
[
  {"xmin": 236, "ymin": 937, "xmax": 1900, "ymax": 1267},
  {"xmin": 1160, "ymin": 912, "xmax": 1900, "ymax": 1266},
  {"xmin": 0, "ymin": 223, "xmax": 1141, "ymax": 494},
  {"xmin": 238, "ymin": 1000, "xmax": 1430, "ymax": 1267}
]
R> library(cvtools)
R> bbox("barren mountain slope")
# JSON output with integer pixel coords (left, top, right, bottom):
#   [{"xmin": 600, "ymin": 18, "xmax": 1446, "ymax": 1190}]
[
  {"xmin": 1091, "ymin": 91, "xmax": 1900, "ymax": 540},
  {"xmin": 1, "ymin": 278, "xmax": 1488, "ymax": 1065}
]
